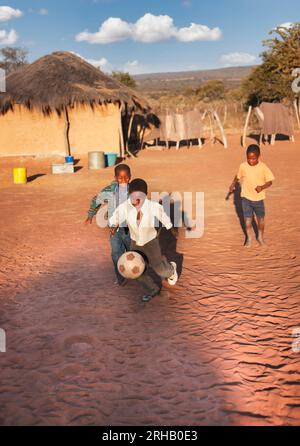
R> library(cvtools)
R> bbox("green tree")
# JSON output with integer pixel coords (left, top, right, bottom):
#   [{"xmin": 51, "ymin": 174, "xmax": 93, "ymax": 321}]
[
  {"xmin": 242, "ymin": 23, "xmax": 300, "ymax": 105},
  {"xmin": 196, "ymin": 80, "xmax": 225, "ymax": 102},
  {"xmin": 111, "ymin": 71, "xmax": 136, "ymax": 88},
  {"xmin": 0, "ymin": 47, "xmax": 28, "ymax": 74}
]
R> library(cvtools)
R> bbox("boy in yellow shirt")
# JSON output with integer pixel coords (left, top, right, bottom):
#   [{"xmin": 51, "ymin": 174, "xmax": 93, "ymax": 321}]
[{"xmin": 229, "ymin": 145, "xmax": 274, "ymax": 247}]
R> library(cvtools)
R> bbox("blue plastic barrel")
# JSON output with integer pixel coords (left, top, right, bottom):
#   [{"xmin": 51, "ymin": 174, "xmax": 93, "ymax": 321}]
[
  {"xmin": 105, "ymin": 153, "xmax": 118, "ymax": 167},
  {"xmin": 65, "ymin": 156, "xmax": 74, "ymax": 163}
]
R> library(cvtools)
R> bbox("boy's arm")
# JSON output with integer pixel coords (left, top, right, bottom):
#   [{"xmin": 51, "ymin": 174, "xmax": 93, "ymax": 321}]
[
  {"xmin": 229, "ymin": 164, "xmax": 243, "ymax": 193},
  {"xmin": 86, "ymin": 195, "xmax": 101, "ymax": 222},
  {"xmin": 255, "ymin": 166, "xmax": 275, "ymax": 193},
  {"xmin": 229, "ymin": 176, "xmax": 239, "ymax": 193},
  {"xmin": 109, "ymin": 208, "xmax": 118, "ymax": 228},
  {"xmin": 255, "ymin": 181, "xmax": 273, "ymax": 193},
  {"xmin": 109, "ymin": 202, "xmax": 127, "ymax": 230},
  {"xmin": 85, "ymin": 183, "xmax": 116, "ymax": 222},
  {"xmin": 157, "ymin": 203, "xmax": 173, "ymax": 230}
]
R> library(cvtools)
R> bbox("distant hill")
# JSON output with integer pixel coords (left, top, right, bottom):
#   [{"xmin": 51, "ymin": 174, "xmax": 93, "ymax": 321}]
[{"xmin": 134, "ymin": 65, "xmax": 256, "ymax": 93}]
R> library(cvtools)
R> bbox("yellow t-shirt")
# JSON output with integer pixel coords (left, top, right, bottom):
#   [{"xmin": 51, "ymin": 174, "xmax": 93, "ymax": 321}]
[{"xmin": 237, "ymin": 161, "xmax": 275, "ymax": 201}]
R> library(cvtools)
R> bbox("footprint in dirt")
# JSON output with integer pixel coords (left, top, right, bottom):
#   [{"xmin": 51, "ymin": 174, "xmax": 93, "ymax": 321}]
[{"xmin": 63, "ymin": 335, "xmax": 94, "ymax": 354}]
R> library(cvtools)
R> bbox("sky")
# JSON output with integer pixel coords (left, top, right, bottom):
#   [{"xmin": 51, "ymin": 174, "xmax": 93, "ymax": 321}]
[{"xmin": 0, "ymin": 0, "xmax": 298, "ymax": 74}]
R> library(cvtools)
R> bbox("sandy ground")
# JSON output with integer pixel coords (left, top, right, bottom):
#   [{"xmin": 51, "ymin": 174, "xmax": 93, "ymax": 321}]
[{"xmin": 0, "ymin": 134, "xmax": 300, "ymax": 426}]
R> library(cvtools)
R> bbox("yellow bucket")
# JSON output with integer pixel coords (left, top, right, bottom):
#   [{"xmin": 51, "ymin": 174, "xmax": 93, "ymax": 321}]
[{"xmin": 13, "ymin": 167, "xmax": 27, "ymax": 185}]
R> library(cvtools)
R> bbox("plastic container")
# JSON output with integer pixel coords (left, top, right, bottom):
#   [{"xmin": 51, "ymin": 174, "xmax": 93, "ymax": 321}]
[
  {"xmin": 52, "ymin": 163, "xmax": 74, "ymax": 174},
  {"xmin": 88, "ymin": 151, "xmax": 105, "ymax": 170},
  {"xmin": 65, "ymin": 156, "xmax": 74, "ymax": 163},
  {"xmin": 105, "ymin": 152, "xmax": 118, "ymax": 167},
  {"xmin": 13, "ymin": 167, "xmax": 27, "ymax": 184}
]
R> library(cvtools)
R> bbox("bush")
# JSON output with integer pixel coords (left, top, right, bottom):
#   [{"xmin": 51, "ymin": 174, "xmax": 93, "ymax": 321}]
[
  {"xmin": 111, "ymin": 71, "xmax": 136, "ymax": 88},
  {"xmin": 196, "ymin": 80, "xmax": 225, "ymax": 102}
]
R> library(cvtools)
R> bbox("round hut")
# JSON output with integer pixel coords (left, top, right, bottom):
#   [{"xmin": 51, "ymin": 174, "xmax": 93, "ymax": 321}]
[{"xmin": 0, "ymin": 51, "xmax": 148, "ymax": 157}]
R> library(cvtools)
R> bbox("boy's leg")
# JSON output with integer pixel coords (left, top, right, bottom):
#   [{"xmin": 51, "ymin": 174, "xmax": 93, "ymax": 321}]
[
  {"xmin": 121, "ymin": 227, "xmax": 132, "ymax": 253},
  {"xmin": 241, "ymin": 198, "xmax": 254, "ymax": 247},
  {"xmin": 244, "ymin": 218, "xmax": 253, "ymax": 247},
  {"xmin": 110, "ymin": 230, "xmax": 127, "ymax": 285},
  {"xmin": 145, "ymin": 238, "xmax": 174, "ymax": 280},
  {"xmin": 131, "ymin": 240, "xmax": 161, "ymax": 297},
  {"xmin": 254, "ymin": 201, "xmax": 266, "ymax": 245},
  {"xmin": 131, "ymin": 238, "xmax": 176, "ymax": 299},
  {"xmin": 257, "ymin": 218, "xmax": 265, "ymax": 244},
  {"xmin": 133, "ymin": 238, "xmax": 175, "ymax": 287}
]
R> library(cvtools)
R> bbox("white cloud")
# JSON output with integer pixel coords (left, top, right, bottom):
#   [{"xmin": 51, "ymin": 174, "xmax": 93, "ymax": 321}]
[
  {"xmin": 38, "ymin": 8, "xmax": 49, "ymax": 16},
  {"xmin": 176, "ymin": 23, "xmax": 222, "ymax": 42},
  {"xmin": 75, "ymin": 13, "xmax": 222, "ymax": 44},
  {"xmin": 70, "ymin": 51, "xmax": 148, "ymax": 74},
  {"xmin": 76, "ymin": 17, "xmax": 132, "ymax": 44},
  {"xmin": 70, "ymin": 51, "xmax": 113, "ymax": 72},
  {"xmin": 278, "ymin": 22, "xmax": 293, "ymax": 29},
  {"xmin": 0, "ymin": 29, "xmax": 18, "ymax": 45},
  {"xmin": 123, "ymin": 60, "xmax": 145, "ymax": 75},
  {"xmin": 125, "ymin": 60, "xmax": 138, "ymax": 67},
  {"xmin": 0, "ymin": 6, "xmax": 23, "ymax": 22},
  {"xmin": 29, "ymin": 8, "xmax": 49, "ymax": 16},
  {"xmin": 221, "ymin": 52, "xmax": 257, "ymax": 66},
  {"xmin": 87, "ymin": 56, "xmax": 113, "ymax": 72},
  {"xmin": 133, "ymin": 14, "xmax": 176, "ymax": 43}
]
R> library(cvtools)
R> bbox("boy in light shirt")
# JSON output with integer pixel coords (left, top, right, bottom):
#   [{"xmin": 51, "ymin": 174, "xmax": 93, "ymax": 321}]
[
  {"xmin": 229, "ymin": 145, "xmax": 275, "ymax": 247},
  {"xmin": 109, "ymin": 178, "xmax": 178, "ymax": 302}
]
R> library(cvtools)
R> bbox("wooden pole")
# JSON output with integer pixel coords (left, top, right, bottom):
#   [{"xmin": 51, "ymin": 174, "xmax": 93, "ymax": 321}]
[
  {"xmin": 223, "ymin": 103, "xmax": 228, "ymax": 126},
  {"xmin": 271, "ymin": 134, "xmax": 276, "ymax": 146},
  {"xmin": 293, "ymin": 99, "xmax": 300, "ymax": 131},
  {"xmin": 208, "ymin": 112, "xmax": 214, "ymax": 146},
  {"xmin": 126, "ymin": 111, "xmax": 135, "ymax": 152},
  {"xmin": 214, "ymin": 110, "xmax": 228, "ymax": 149},
  {"xmin": 243, "ymin": 105, "xmax": 252, "ymax": 148},
  {"xmin": 119, "ymin": 105, "xmax": 125, "ymax": 158},
  {"xmin": 139, "ymin": 126, "xmax": 146, "ymax": 152},
  {"xmin": 64, "ymin": 107, "xmax": 71, "ymax": 157}
]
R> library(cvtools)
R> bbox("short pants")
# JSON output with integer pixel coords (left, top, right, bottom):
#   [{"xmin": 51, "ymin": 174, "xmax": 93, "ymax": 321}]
[{"xmin": 241, "ymin": 198, "xmax": 265, "ymax": 219}]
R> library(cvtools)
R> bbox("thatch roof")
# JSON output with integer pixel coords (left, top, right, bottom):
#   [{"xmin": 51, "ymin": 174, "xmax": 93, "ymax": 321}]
[{"xmin": 0, "ymin": 51, "xmax": 149, "ymax": 115}]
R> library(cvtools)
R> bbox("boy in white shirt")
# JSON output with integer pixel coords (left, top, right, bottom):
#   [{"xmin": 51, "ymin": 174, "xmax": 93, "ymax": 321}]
[{"xmin": 109, "ymin": 179, "xmax": 178, "ymax": 302}]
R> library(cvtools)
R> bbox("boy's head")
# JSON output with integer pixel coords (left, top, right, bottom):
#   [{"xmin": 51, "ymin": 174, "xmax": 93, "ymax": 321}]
[
  {"xmin": 246, "ymin": 144, "xmax": 260, "ymax": 166},
  {"xmin": 114, "ymin": 164, "xmax": 131, "ymax": 185},
  {"xmin": 129, "ymin": 179, "xmax": 148, "ymax": 208}
]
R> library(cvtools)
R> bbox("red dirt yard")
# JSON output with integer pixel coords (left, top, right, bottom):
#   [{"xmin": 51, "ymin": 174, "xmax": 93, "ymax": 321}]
[{"xmin": 0, "ymin": 134, "xmax": 300, "ymax": 426}]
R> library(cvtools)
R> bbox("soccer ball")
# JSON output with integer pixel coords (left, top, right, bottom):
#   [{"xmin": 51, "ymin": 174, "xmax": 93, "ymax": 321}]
[{"xmin": 117, "ymin": 251, "xmax": 146, "ymax": 280}]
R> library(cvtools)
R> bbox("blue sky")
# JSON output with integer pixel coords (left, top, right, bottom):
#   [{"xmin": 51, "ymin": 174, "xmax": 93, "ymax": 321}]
[{"xmin": 0, "ymin": 0, "xmax": 298, "ymax": 74}]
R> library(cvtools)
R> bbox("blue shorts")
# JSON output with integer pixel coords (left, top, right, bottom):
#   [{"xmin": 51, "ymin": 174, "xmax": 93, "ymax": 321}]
[{"xmin": 242, "ymin": 198, "xmax": 265, "ymax": 219}]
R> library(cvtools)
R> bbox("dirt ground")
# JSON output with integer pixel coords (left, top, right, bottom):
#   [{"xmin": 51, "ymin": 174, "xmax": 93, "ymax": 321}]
[{"xmin": 0, "ymin": 134, "xmax": 300, "ymax": 426}]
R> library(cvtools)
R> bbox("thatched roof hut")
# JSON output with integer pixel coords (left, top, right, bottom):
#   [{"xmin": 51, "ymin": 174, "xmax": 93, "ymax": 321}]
[{"xmin": 0, "ymin": 51, "xmax": 149, "ymax": 157}]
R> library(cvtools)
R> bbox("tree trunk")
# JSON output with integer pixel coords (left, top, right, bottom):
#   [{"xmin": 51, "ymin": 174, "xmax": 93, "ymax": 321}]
[{"xmin": 243, "ymin": 106, "xmax": 252, "ymax": 148}]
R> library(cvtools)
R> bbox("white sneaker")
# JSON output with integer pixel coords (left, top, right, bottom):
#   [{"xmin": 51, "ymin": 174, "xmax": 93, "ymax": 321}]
[{"xmin": 168, "ymin": 262, "xmax": 178, "ymax": 286}]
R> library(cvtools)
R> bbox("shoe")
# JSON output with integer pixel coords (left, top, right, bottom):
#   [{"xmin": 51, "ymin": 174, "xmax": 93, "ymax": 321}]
[
  {"xmin": 142, "ymin": 290, "xmax": 160, "ymax": 303},
  {"xmin": 118, "ymin": 278, "xmax": 128, "ymax": 287},
  {"xmin": 168, "ymin": 262, "xmax": 178, "ymax": 286},
  {"xmin": 142, "ymin": 294, "xmax": 153, "ymax": 302}
]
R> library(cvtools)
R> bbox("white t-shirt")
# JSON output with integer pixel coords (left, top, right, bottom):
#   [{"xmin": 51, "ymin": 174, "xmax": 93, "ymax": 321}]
[{"xmin": 109, "ymin": 198, "xmax": 173, "ymax": 246}]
